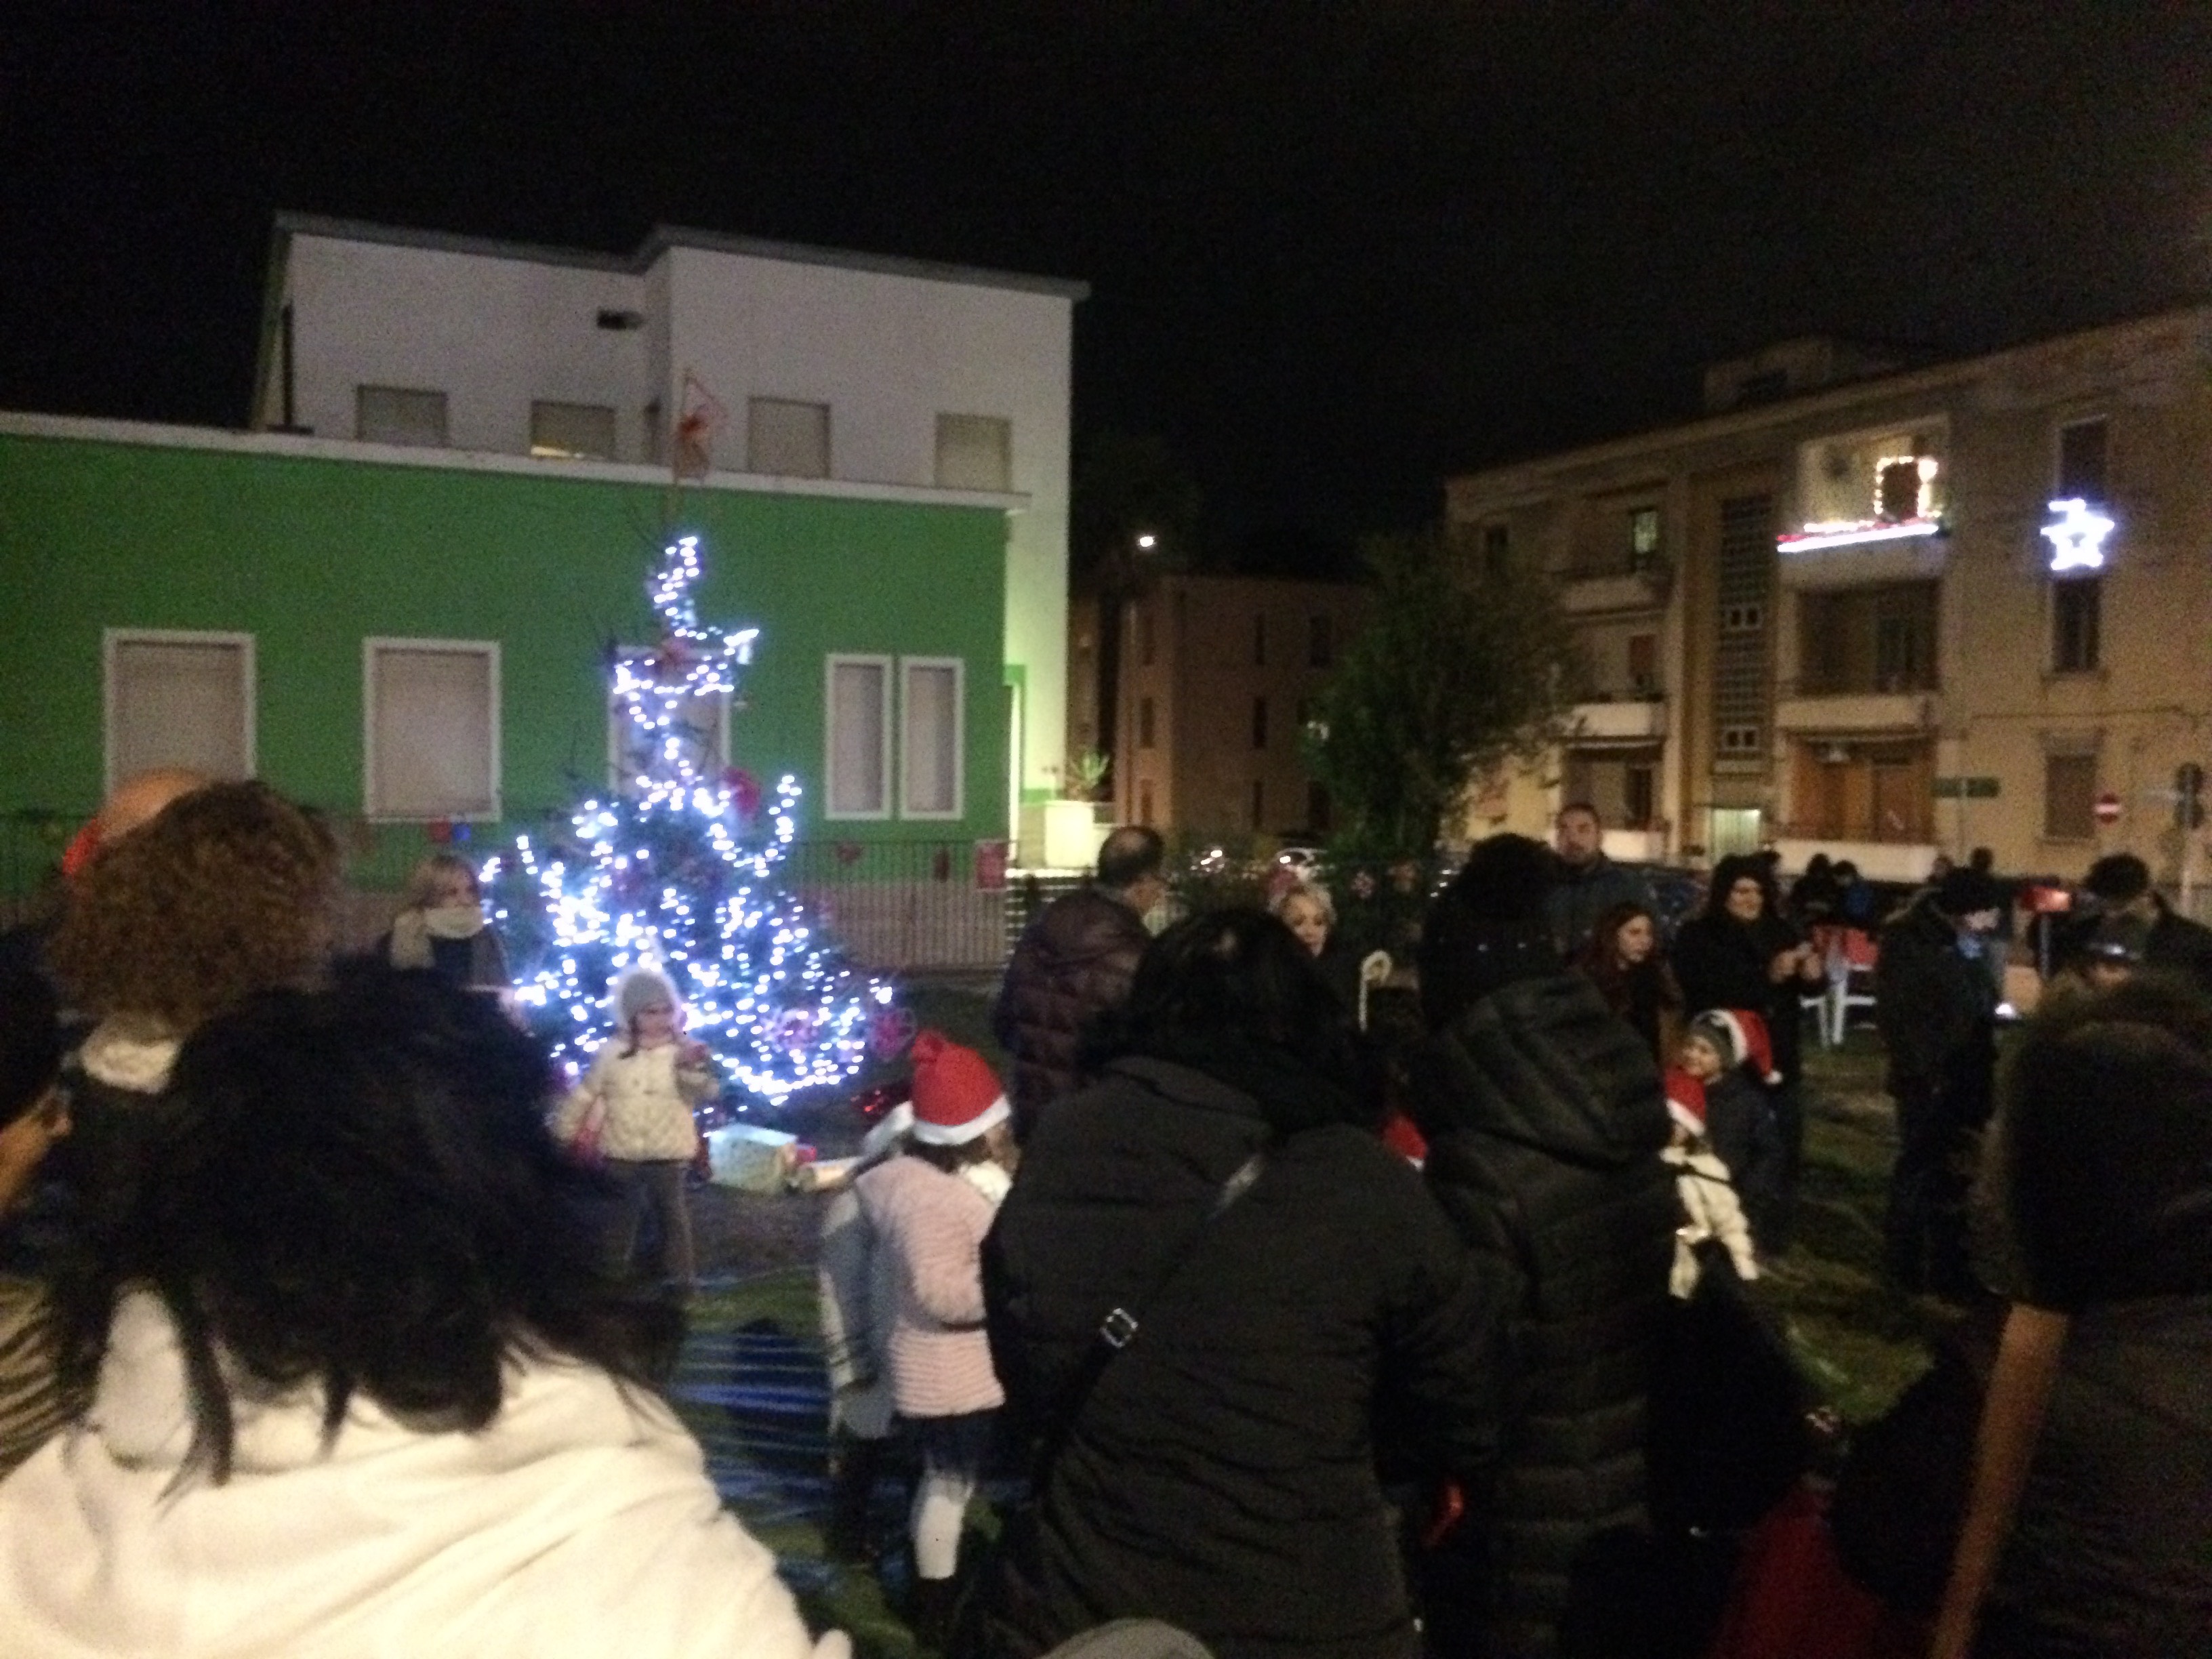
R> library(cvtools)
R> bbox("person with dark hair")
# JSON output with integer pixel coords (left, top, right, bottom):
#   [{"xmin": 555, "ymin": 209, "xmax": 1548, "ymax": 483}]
[
  {"xmin": 0, "ymin": 966, "xmax": 73, "ymax": 1477},
  {"xmin": 0, "ymin": 968, "xmax": 844, "ymax": 1658},
  {"xmin": 1405, "ymin": 834, "xmax": 1679, "ymax": 1659},
  {"xmin": 968, "ymin": 909, "xmax": 1502, "ymax": 1659},
  {"xmin": 2076, "ymin": 851, "xmax": 2212, "ymax": 994},
  {"xmin": 1671, "ymin": 854, "xmax": 1824, "ymax": 1251},
  {"xmin": 1928, "ymin": 977, "xmax": 2212, "ymax": 1658},
  {"xmin": 1875, "ymin": 868, "xmax": 2002, "ymax": 1301},
  {"xmin": 994, "ymin": 825, "xmax": 1168, "ymax": 1136},
  {"xmin": 1787, "ymin": 853, "xmax": 1843, "ymax": 930},
  {"xmin": 1547, "ymin": 803, "xmax": 1654, "ymax": 958},
  {"xmin": 1576, "ymin": 900, "xmax": 1685, "ymax": 1065}
]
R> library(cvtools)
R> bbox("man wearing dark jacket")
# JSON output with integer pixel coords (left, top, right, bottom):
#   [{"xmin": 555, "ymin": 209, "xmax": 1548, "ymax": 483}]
[
  {"xmin": 1874, "ymin": 868, "xmax": 2001, "ymax": 1300},
  {"xmin": 1406, "ymin": 834, "xmax": 1679, "ymax": 1659},
  {"xmin": 2078, "ymin": 853, "xmax": 2212, "ymax": 996},
  {"xmin": 1544, "ymin": 802, "xmax": 1654, "ymax": 958},
  {"xmin": 994, "ymin": 826, "xmax": 1166, "ymax": 1137}
]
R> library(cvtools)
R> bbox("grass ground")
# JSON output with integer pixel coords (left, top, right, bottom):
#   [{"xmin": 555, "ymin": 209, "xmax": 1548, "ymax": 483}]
[{"xmin": 677, "ymin": 991, "xmax": 1945, "ymax": 1652}]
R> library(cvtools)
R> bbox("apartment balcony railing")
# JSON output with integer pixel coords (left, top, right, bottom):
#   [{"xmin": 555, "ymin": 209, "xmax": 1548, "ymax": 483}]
[{"xmin": 1557, "ymin": 558, "xmax": 1671, "ymax": 615}]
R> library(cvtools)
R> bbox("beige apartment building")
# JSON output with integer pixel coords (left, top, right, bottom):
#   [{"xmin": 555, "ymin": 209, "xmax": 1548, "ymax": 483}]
[
  {"xmin": 1079, "ymin": 574, "xmax": 1366, "ymax": 838},
  {"xmin": 1445, "ymin": 308, "xmax": 2212, "ymax": 882}
]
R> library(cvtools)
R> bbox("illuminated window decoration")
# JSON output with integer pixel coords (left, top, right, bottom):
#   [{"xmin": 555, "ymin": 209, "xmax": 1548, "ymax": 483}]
[
  {"xmin": 1780, "ymin": 453, "xmax": 1944, "ymax": 552},
  {"xmin": 485, "ymin": 535, "xmax": 882, "ymax": 1107},
  {"xmin": 2041, "ymin": 497, "xmax": 2115, "ymax": 573}
]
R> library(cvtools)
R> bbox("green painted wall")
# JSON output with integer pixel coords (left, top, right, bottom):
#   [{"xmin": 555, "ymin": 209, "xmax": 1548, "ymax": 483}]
[{"xmin": 0, "ymin": 431, "xmax": 1008, "ymax": 867}]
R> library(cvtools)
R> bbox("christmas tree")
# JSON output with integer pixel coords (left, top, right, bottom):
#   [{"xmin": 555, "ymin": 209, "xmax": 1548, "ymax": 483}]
[{"xmin": 488, "ymin": 534, "xmax": 886, "ymax": 1106}]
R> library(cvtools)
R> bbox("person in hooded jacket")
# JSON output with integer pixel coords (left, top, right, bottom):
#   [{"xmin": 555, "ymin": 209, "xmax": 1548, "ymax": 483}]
[
  {"xmin": 1928, "ymin": 976, "xmax": 2212, "ymax": 1659},
  {"xmin": 994, "ymin": 827, "xmax": 1167, "ymax": 1139},
  {"xmin": 968, "ymin": 909, "xmax": 1503, "ymax": 1659},
  {"xmin": 1671, "ymin": 855, "xmax": 1825, "ymax": 1252},
  {"xmin": 1405, "ymin": 834, "xmax": 1680, "ymax": 1659}
]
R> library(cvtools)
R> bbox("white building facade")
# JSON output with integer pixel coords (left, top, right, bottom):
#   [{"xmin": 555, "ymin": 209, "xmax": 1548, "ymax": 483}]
[{"xmin": 251, "ymin": 213, "xmax": 1085, "ymax": 846}]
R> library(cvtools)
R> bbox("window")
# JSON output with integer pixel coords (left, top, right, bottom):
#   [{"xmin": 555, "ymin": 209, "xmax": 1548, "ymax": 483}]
[
  {"xmin": 608, "ymin": 649, "xmax": 727, "ymax": 794},
  {"xmin": 901, "ymin": 658, "xmax": 964, "ymax": 819},
  {"xmin": 1481, "ymin": 524, "xmax": 1511, "ymax": 577},
  {"xmin": 934, "ymin": 414, "xmax": 1012, "ymax": 493},
  {"xmin": 356, "ymin": 386, "xmax": 448, "ymax": 447},
  {"xmin": 1138, "ymin": 780, "xmax": 1155, "ymax": 827},
  {"xmin": 2057, "ymin": 418, "xmax": 2109, "ymax": 504},
  {"xmin": 1719, "ymin": 724, "xmax": 1762, "ymax": 755},
  {"xmin": 1721, "ymin": 603, "xmax": 1763, "ymax": 632},
  {"xmin": 825, "ymin": 655, "xmax": 892, "ymax": 819},
  {"xmin": 104, "ymin": 630, "xmax": 254, "ymax": 794},
  {"xmin": 1249, "ymin": 780, "xmax": 1265, "ymax": 830},
  {"xmin": 2053, "ymin": 579, "xmax": 2102, "ymax": 673},
  {"xmin": 746, "ymin": 397, "xmax": 830, "ymax": 478},
  {"xmin": 2045, "ymin": 753, "xmax": 2097, "ymax": 840},
  {"xmin": 1138, "ymin": 696, "xmax": 1156, "ymax": 749},
  {"xmin": 1624, "ymin": 764, "xmax": 1656, "ymax": 830},
  {"xmin": 364, "ymin": 640, "xmax": 499, "ymax": 820},
  {"xmin": 1628, "ymin": 632, "xmax": 1658, "ymax": 693},
  {"xmin": 1252, "ymin": 697, "xmax": 1269, "ymax": 751},
  {"xmin": 1629, "ymin": 507, "xmax": 1662, "ymax": 570},
  {"xmin": 529, "ymin": 401, "xmax": 617, "ymax": 460},
  {"xmin": 1799, "ymin": 582, "xmax": 1938, "ymax": 694},
  {"xmin": 1252, "ymin": 613, "xmax": 1267, "ymax": 666},
  {"xmin": 1308, "ymin": 615, "xmax": 1333, "ymax": 668}
]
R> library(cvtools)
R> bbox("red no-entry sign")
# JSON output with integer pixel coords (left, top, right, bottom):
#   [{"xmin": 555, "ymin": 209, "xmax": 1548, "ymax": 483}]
[{"xmin": 2094, "ymin": 792, "xmax": 2124, "ymax": 825}]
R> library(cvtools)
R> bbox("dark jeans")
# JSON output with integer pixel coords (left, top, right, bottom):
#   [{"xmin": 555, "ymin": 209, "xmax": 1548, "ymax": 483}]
[
  {"xmin": 605, "ymin": 1158, "xmax": 697, "ymax": 1288},
  {"xmin": 1767, "ymin": 1076, "xmax": 1805, "ymax": 1254},
  {"xmin": 1883, "ymin": 1084, "xmax": 1976, "ymax": 1297}
]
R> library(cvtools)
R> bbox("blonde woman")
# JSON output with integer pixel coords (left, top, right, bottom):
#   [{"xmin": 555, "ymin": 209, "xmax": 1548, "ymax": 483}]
[{"xmin": 385, "ymin": 852, "xmax": 511, "ymax": 995}]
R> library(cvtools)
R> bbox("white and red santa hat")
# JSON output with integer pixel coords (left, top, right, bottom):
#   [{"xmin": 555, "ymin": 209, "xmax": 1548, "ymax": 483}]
[
  {"xmin": 1662, "ymin": 1067, "xmax": 1708, "ymax": 1136},
  {"xmin": 1689, "ymin": 1008, "xmax": 1782, "ymax": 1086},
  {"xmin": 908, "ymin": 1030, "xmax": 1010, "ymax": 1146}
]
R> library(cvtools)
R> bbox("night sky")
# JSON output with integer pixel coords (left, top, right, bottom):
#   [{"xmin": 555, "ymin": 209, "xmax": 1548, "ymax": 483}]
[{"xmin": 5, "ymin": 3, "xmax": 2209, "ymax": 555}]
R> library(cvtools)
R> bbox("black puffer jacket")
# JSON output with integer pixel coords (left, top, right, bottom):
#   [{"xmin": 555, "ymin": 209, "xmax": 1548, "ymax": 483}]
[
  {"xmin": 1873, "ymin": 896, "xmax": 1996, "ymax": 1111},
  {"xmin": 1406, "ymin": 972, "xmax": 1678, "ymax": 1659},
  {"xmin": 972, "ymin": 1054, "xmax": 1504, "ymax": 1659},
  {"xmin": 993, "ymin": 888, "xmax": 1151, "ymax": 1133}
]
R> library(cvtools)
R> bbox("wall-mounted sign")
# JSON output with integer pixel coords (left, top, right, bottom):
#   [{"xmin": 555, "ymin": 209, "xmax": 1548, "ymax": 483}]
[{"xmin": 2041, "ymin": 497, "xmax": 2114, "ymax": 573}]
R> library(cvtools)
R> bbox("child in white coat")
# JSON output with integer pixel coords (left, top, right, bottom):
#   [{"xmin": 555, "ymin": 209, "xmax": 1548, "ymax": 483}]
[
  {"xmin": 1661, "ymin": 1059, "xmax": 1761, "ymax": 1298},
  {"xmin": 555, "ymin": 966, "xmax": 719, "ymax": 1292}
]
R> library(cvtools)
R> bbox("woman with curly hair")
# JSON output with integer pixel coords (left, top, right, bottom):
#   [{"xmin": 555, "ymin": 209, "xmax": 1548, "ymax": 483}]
[{"xmin": 0, "ymin": 968, "xmax": 844, "ymax": 1658}]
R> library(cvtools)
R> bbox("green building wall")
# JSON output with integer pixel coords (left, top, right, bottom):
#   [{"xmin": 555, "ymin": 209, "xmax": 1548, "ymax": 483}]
[{"xmin": 0, "ymin": 428, "xmax": 1009, "ymax": 888}]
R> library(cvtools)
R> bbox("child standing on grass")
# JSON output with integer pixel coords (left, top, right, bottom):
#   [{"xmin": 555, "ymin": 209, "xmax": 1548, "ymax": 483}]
[
  {"xmin": 1660, "ymin": 1063, "xmax": 1761, "ymax": 1296},
  {"xmin": 1679, "ymin": 1008, "xmax": 1787, "ymax": 1255},
  {"xmin": 853, "ymin": 1031, "xmax": 1015, "ymax": 1643},
  {"xmin": 556, "ymin": 966, "xmax": 719, "ymax": 1294}
]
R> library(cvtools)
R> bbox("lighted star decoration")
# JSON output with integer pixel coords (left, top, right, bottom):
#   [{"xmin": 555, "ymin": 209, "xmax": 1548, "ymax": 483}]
[{"xmin": 2041, "ymin": 498, "xmax": 2114, "ymax": 573}]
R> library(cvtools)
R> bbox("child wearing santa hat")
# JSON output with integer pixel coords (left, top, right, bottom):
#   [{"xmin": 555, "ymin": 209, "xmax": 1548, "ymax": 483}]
[
  {"xmin": 853, "ymin": 1031, "xmax": 1016, "ymax": 1639},
  {"xmin": 1681, "ymin": 1009, "xmax": 1787, "ymax": 1253},
  {"xmin": 1659, "ymin": 1065, "xmax": 1761, "ymax": 1297}
]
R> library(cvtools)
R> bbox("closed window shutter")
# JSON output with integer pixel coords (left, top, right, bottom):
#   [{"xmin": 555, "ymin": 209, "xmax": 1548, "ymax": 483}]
[
  {"xmin": 369, "ymin": 645, "xmax": 497, "ymax": 818},
  {"xmin": 110, "ymin": 638, "xmax": 250, "ymax": 783},
  {"xmin": 934, "ymin": 414, "xmax": 1012, "ymax": 492},
  {"xmin": 902, "ymin": 662, "xmax": 960, "ymax": 817},
  {"xmin": 356, "ymin": 386, "xmax": 449, "ymax": 447},
  {"xmin": 827, "ymin": 659, "xmax": 888, "ymax": 817},
  {"xmin": 531, "ymin": 401, "xmax": 617, "ymax": 459},
  {"xmin": 747, "ymin": 398, "xmax": 830, "ymax": 478}
]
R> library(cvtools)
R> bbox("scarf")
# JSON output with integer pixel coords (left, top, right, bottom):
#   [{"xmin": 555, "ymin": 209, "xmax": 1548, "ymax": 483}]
[{"xmin": 388, "ymin": 905, "xmax": 486, "ymax": 970}]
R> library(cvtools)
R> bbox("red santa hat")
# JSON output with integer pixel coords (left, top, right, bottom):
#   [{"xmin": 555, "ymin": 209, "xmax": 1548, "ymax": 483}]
[
  {"xmin": 908, "ymin": 1030, "xmax": 1010, "ymax": 1146},
  {"xmin": 1662, "ymin": 1067, "xmax": 1708, "ymax": 1136},
  {"xmin": 1690, "ymin": 1008, "xmax": 1782, "ymax": 1086}
]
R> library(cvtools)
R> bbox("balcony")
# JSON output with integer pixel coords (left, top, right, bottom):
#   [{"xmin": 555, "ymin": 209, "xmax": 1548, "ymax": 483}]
[
  {"xmin": 1774, "ymin": 691, "xmax": 1938, "ymax": 735},
  {"xmin": 1776, "ymin": 524, "xmax": 1949, "ymax": 590},
  {"xmin": 1559, "ymin": 559, "xmax": 1671, "ymax": 615},
  {"xmin": 1568, "ymin": 696, "xmax": 1668, "ymax": 743}
]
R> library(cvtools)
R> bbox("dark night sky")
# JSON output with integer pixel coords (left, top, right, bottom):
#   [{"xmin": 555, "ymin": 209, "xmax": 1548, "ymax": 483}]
[{"xmin": 5, "ymin": 3, "xmax": 2209, "ymax": 552}]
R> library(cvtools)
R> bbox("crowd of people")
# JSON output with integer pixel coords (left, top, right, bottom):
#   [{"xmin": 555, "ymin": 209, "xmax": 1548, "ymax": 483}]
[{"xmin": 0, "ymin": 777, "xmax": 2207, "ymax": 1658}]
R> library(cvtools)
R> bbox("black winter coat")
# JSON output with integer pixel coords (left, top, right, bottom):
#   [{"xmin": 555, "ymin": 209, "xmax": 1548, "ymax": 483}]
[
  {"xmin": 1406, "ymin": 972, "xmax": 1678, "ymax": 1659},
  {"xmin": 1872, "ymin": 897, "xmax": 1996, "ymax": 1113},
  {"xmin": 1671, "ymin": 911, "xmax": 1811, "ymax": 1089},
  {"xmin": 1702, "ymin": 1069, "xmax": 1784, "ymax": 1250},
  {"xmin": 973, "ymin": 1056, "xmax": 1504, "ymax": 1659},
  {"xmin": 993, "ymin": 888, "xmax": 1151, "ymax": 1134}
]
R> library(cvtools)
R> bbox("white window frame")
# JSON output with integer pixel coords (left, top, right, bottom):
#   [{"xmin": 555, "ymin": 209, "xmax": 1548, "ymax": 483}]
[
  {"xmin": 605, "ymin": 647, "xmax": 731, "ymax": 794},
  {"xmin": 824, "ymin": 653, "xmax": 894, "ymax": 822},
  {"xmin": 899, "ymin": 655, "xmax": 966, "ymax": 822},
  {"xmin": 362, "ymin": 637, "xmax": 502, "ymax": 822},
  {"xmin": 102, "ymin": 628, "xmax": 257, "ymax": 798}
]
